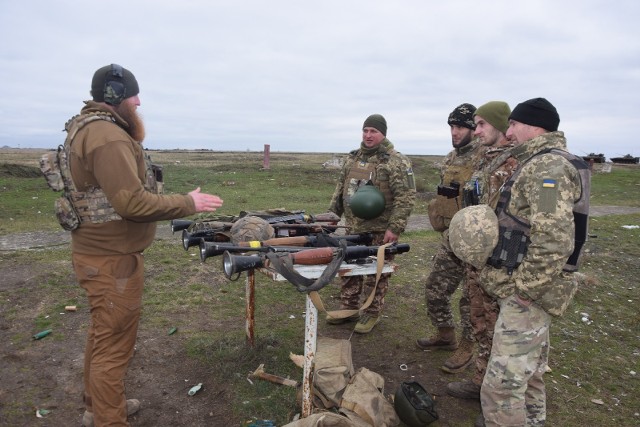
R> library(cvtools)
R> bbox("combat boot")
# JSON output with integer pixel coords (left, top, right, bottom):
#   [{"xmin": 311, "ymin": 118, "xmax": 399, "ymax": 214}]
[
  {"xmin": 82, "ymin": 399, "xmax": 141, "ymax": 427},
  {"xmin": 446, "ymin": 379, "xmax": 481, "ymax": 400},
  {"xmin": 416, "ymin": 327, "xmax": 458, "ymax": 351},
  {"xmin": 326, "ymin": 312, "xmax": 359, "ymax": 325},
  {"xmin": 354, "ymin": 314, "xmax": 381, "ymax": 334},
  {"xmin": 441, "ymin": 338, "xmax": 474, "ymax": 373}
]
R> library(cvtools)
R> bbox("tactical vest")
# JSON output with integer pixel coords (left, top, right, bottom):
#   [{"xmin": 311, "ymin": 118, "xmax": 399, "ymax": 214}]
[
  {"xmin": 342, "ymin": 149, "xmax": 394, "ymax": 210},
  {"xmin": 488, "ymin": 148, "xmax": 590, "ymax": 274},
  {"xmin": 434, "ymin": 145, "xmax": 480, "ymax": 221},
  {"xmin": 461, "ymin": 148, "xmax": 513, "ymax": 208},
  {"xmin": 40, "ymin": 112, "xmax": 162, "ymax": 230}
]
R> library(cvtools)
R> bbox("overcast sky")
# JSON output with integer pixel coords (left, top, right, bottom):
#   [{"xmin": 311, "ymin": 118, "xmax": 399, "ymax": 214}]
[{"xmin": 1, "ymin": 1, "xmax": 638, "ymax": 158}]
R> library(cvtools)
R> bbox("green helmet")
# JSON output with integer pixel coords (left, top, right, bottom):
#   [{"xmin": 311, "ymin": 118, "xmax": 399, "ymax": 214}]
[
  {"xmin": 393, "ymin": 381, "xmax": 439, "ymax": 426},
  {"xmin": 448, "ymin": 205, "xmax": 499, "ymax": 269},
  {"xmin": 349, "ymin": 181, "xmax": 386, "ymax": 220}
]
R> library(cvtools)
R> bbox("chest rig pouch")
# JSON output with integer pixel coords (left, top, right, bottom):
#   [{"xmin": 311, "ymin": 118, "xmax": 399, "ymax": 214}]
[{"xmin": 40, "ymin": 112, "xmax": 162, "ymax": 231}]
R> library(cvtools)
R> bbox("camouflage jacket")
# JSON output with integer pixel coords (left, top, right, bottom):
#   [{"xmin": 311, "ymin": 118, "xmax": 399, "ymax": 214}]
[
  {"xmin": 463, "ymin": 144, "xmax": 519, "ymax": 209},
  {"xmin": 479, "ymin": 132, "xmax": 583, "ymax": 313},
  {"xmin": 329, "ymin": 139, "xmax": 416, "ymax": 235}
]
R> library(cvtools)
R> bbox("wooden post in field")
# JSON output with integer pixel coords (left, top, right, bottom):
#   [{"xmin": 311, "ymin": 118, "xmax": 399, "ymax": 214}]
[{"xmin": 263, "ymin": 144, "xmax": 270, "ymax": 170}]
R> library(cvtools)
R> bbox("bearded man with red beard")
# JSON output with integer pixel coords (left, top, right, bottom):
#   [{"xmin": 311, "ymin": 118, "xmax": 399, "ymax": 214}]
[{"xmin": 65, "ymin": 64, "xmax": 224, "ymax": 427}]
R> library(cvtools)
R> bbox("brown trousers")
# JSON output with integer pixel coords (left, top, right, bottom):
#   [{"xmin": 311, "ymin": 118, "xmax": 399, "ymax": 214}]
[{"xmin": 73, "ymin": 252, "xmax": 144, "ymax": 427}]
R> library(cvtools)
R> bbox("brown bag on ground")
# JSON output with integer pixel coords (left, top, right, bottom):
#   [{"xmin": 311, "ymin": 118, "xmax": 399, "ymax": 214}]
[
  {"xmin": 339, "ymin": 367, "xmax": 399, "ymax": 427},
  {"xmin": 312, "ymin": 337, "xmax": 355, "ymax": 409},
  {"xmin": 282, "ymin": 411, "xmax": 369, "ymax": 427}
]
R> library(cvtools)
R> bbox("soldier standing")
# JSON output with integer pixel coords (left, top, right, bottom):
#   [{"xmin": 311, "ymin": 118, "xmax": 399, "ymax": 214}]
[
  {"xmin": 416, "ymin": 103, "xmax": 484, "ymax": 373},
  {"xmin": 445, "ymin": 101, "xmax": 518, "ymax": 409},
  {"xmin": 61, "ymin": 64, "xmax": 223, "ymax": 426},
  {"xmin": 327, "ymin": 114, "xmax": 416, "ymax": 334},
  {"xmin": 478, "ymin": 98, "xmax": 590, "ymax": 426}
]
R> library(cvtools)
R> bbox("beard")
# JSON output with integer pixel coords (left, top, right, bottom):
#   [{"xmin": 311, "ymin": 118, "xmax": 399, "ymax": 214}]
[
  {"xmin": 453, "ymin": 132, "xmax": 472, "ymax": 148},
  {"xmin": 115, "ymin": 102, "xmax": 146, "ymax": 143}
]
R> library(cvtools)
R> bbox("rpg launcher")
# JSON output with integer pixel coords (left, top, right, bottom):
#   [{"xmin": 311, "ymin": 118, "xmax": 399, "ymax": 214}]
[
  {"xmin": 181, "ymin": 225, "xmax": 352, "ymax": 250},
  {"xmin": 197, "ymin": 233, "xmax": 372, "ymax": 257},
  {"xmin": 171, "ymin": 211, "xmax": 341, "ymax": 233},
  {"xmin": 192, "ymin": 232, "xmax": 373, "ymax": 253},
  {"xmin": 221, "ymin": 243, "xmax": 411, "ymax": 279}
]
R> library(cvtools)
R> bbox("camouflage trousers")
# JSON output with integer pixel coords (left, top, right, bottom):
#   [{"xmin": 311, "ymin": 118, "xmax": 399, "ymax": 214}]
[
  {"xmin": 424, "ymin": 242, "xmax": 472, "ymax": 341},
  {"xmin": 466, "ymin": 265, "xmax": 499, "ymax": 385},
  {"xmin": 338, "ymin": 232, "xmax": 391, "ymax": 316},
  {"xmin": 338, "ymin": 272, "xmax": 390, "ymax": 316},
  {"xmin": 481, "ymin": 294, "xmax": 551, "ymax": 427}
]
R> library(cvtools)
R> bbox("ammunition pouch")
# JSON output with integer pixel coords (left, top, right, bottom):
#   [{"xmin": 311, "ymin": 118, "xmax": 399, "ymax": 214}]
[
  {"xmin": 426, "ymin": 199, "xmax": 447, "ymax": 232},
  {"xmin": 54, "ymin": 195, "xmax": 81, "ymax": 231},
  {"xmin": 535, "ymin": 271, "xmax": 579, "ymax": 317},
  {"xmin": 428, "ymin": 182, "xmax": 461, "ymax": 232},
  {"xmin": 487, "ymin": 226, "xmax": 530, "ymax": 275},
  {"xmin": 461, "ymin": 176, "xmax": 481, "ymax": 207},
  {"xmin": 40, "ymin": 149, "xmax": 65, "ymax": 191},
  {"xmin": 462, "ymin": 187, "xmax": 479, "ymax": 207}
]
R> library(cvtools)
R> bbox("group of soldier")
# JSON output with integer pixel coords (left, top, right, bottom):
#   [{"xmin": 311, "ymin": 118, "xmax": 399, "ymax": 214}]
[
  {"xmin": 328, "ymin": 101, "xmax": 589, "ymax": 427},
  {"xmin": 60, "ymin": 63, "xmax": 587, "ymax": 427}
]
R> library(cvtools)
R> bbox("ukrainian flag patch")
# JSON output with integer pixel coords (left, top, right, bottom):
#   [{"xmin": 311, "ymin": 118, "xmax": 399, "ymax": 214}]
[{"xmin": 542, "ymin": 179, "xmax": 557, "ymax": 188}]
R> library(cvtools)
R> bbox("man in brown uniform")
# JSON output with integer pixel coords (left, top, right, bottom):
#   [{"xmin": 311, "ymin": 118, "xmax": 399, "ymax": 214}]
[{"xmin": 66, "ymin": 64, "xmax": 223, "ymax": 426}]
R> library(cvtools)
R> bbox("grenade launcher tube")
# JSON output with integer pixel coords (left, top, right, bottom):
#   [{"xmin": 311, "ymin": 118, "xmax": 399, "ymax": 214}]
[
  {"xmin": 221, "ymin": 243, "xmax": 410, "ymax": 278},
  {"xmin": 200, "ymin": 242, "xmax": 309, "ymax": 262}
]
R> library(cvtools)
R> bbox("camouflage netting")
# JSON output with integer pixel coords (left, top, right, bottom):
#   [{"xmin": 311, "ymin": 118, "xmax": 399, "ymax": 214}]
[{"xmin": 230, "ymin": 215, "xmax": 275, "ymax": 244}]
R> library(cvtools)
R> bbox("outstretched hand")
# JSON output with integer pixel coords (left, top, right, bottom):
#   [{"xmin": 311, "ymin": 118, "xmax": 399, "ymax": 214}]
[{"xmin": 189, "ymin": 187, "xmax": 224, "ymax": 213}]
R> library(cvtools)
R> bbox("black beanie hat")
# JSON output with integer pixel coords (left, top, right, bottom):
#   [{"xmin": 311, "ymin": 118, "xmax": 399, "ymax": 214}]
[
  {"xmin": 509, "ymin": 98, "xmax": 560, "ymax": 131},
  {"xmin": 363, "ymin": 114, "xmax": 387, "ymax": 135},
  {"xmin": 447, "ymin": 103, "xmax": 477, "ymax": 130},
  {"xmin": 91, "ymin": 64, "xmax": 140, "ymax": 105}
]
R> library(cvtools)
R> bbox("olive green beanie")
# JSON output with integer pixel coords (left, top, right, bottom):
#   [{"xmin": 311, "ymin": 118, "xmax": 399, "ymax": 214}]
[
  {"xmin": 363, "ymin": 114, "xmax": 387, "ymax": 135},
  {"xmin": 474, "ymin": 101, "xmax": 511, "ymax": 134}
]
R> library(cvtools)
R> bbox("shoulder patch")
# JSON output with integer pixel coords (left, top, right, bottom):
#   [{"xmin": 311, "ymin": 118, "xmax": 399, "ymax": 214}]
[{"xmin": 539, "ymin": 177, "xmax": 558, "ymax": 213}]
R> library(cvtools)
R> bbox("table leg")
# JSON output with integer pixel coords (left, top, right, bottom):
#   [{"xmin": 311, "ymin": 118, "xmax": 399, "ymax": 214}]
[
  {"xmin": 245, "ymin": 268, "xmax": 256, "ymax": 347},
  {"xmin": 301, "ymin": 294, "xmax": 317, "ymax": 417}
]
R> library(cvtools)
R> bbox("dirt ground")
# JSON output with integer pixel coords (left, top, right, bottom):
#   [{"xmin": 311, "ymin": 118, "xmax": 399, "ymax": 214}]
[{"xmin": 1, "ymin": 207, "xmax": 638, "ymax": 427}]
